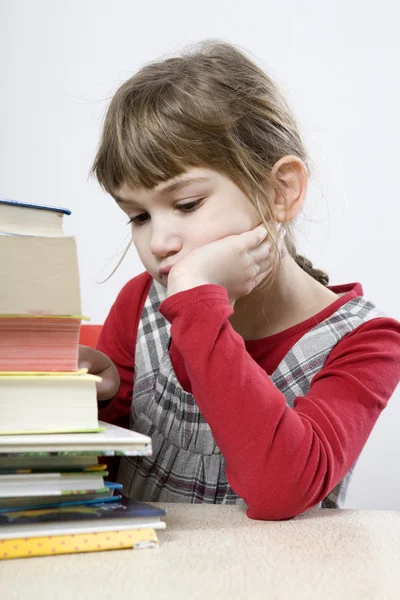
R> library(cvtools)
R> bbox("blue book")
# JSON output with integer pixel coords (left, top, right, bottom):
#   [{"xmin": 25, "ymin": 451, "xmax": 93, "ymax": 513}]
[
  {"xmin": 0, "ymin": 199, "xmax": 71, "ymax": 215},
  {"xmin": 0, "ymin": 494, "xmax": 123, "ymax": 513},
  {"xmin": 0, "ymin": 198, "xmax": 71, "ymax": 236},
  {"xmin": 0, "ymin": 482, "xmax": 123, "ymax": 513},
  {"xmin": 0, "ymin": 498, "xmax": 166, "ymax": 537}
]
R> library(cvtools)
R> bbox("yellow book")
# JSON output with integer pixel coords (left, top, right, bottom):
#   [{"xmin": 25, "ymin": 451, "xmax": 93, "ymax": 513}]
[
  {"xmin": 0, "ymin": 368, "xmax": 88, "ymax": 376},
  {"xmin": 0, "ymin": 314, "xmax": 89, "ymax": 320},
  {"xmin": 0, "ymin": 528, "xmax": 158, "ymax": 559}
]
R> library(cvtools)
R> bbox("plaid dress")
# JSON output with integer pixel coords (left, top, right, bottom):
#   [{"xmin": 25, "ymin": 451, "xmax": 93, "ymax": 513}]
[{"xmin": 117, "ymin": 280, "xmax": 382, "ymax": 509}]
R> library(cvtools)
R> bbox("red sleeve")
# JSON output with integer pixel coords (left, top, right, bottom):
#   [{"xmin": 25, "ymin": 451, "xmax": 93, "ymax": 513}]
[
  {"xmin": 96, "ymin": 272, "xmax": 152, "ymax": 429},
  {"xmin": 159, "ymin": 284, "xmax": 400, "ymax": 521}
]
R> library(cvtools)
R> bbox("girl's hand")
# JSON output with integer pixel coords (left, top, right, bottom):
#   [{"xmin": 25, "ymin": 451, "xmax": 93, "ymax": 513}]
[
  {"xmin": 78, "ymin": 345, "xmax": 120, "ymax": 402},
  {"xmin": 167, "ymin": 224, "xmax": 273, "ymax": 306}
]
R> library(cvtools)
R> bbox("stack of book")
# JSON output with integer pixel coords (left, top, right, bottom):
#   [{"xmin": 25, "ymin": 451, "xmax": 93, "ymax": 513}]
[{"xmin": 0, "ymin": 199, "xmax": 165, "ymax": 559}]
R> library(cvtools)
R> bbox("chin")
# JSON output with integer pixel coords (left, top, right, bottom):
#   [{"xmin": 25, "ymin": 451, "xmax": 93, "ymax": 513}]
[{"xmin": 151, "ymin": 272, "xmax": 167, "ymax": 288}]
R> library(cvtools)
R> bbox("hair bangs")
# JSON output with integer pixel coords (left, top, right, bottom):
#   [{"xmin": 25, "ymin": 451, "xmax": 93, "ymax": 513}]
[{"xmin": 93, "ymin": 88, "xmax": 222, "ymax": 195}]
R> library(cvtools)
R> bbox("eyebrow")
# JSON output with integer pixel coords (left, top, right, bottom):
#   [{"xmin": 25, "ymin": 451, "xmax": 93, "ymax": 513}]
[{"xmin": 114, "ymin": 176, "xmax": 211, "ymax": 205}]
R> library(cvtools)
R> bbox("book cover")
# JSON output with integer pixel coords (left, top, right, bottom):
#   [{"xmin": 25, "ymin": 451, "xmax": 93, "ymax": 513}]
[
  {"xmin": 0, "ymin": 451, "xmax": 103, "ymax": 458},
  {"xmin": 0, "ymin": 518, "xmax": 166, "ymax": 539},
  {"xmin": 0, "ymin": 470, "xmax": 108, "ymax": 481},
  {"xmin": 0, "ymin": 482, "xmax": 122, "ymax": 511},
  {"xmin": 0, "ymin": 528, "xmax": 158, "ymax": 559},
  {"xmin": 0, "ymin": 368, "xmax": 89, "ymax": 376},
  {"xmin": 0, "ymin": 494, "xmax": 122, "ymax": 513},
  {"xmin": 0, "ymin": 199, "xmax": 70, "ymax": 237},
  {"xmin": 0, "ymin": 498, "xmax": 166, "ymax": 527},
  {"xmin": 0, "ymin": 453, "xmax": 100, "ymax": 469},
  {"xmin": 0, "ymin": 427, "xmax": 104, "ymax": 436},
  {"xmin": 0, "ymin": 480, "xmax": 108, "ymax": 499},
  {"xmin": 0, "ymin": 199, "xmax": 71, "ymax": 215},
  {"xmin": 0, "ymin": 464, "xmax": 107, "ymax": 474},
  {"xmin": 0, "ymin": 421, "xmax": 152, "ymax": 455}
]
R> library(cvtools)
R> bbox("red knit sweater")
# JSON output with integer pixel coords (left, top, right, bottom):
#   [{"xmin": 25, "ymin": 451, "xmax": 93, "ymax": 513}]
[{"xmin": 98, "ymin": 272, "xmax": 400, "ymax": 519}]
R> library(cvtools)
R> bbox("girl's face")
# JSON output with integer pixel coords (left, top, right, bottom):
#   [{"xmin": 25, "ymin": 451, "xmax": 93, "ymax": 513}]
[{"xmin": 114, "ymin": 167, "xmax": 262, "ymax": 287}]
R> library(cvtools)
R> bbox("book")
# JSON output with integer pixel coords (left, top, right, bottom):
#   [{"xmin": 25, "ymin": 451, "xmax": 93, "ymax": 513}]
[
  {"xmin": 0, "ymin": 482, "xmax": 122, "ymax": 510},
  {"xmin": 0, "ymin": 373, "xmax": 101, "ymax": 434},
  {"xmin": 0, "ymin": 234, "xmax": 81, "ymax": 316},
  {"xmin": 0, "ymin": 200, "xmax": 165, "ymax": 555},
  {"xmin": 0, "ymin": 463, "xmax": 108, "ymax": 474},
  {"xmin": 0, "ymin": 471, "xmax": 108, "ymax": 498},
  {"xmin": 0, "ymin": 315, "xmax": 84, "ymax": 372},
  {"xmin": 0, "ymin": 499, "xmax": 166, "ymax": 539},
  {"xmin": 0, "ymin": 454, "xmax": 100, "ymax": 470},
  {"xmin": 0, "ymin": 421, "xmax": 152, "ymax": 455},
  {"xmin": 0, "ymin": 492, "xmax": 122, "ymax": 513},
  {"xmin": 0, "ymin": 199, "xmax": 70, "ymax": 237},
  {"xmin": 0, "ymin": 527, "xmax": 158, "ymax": 559}
]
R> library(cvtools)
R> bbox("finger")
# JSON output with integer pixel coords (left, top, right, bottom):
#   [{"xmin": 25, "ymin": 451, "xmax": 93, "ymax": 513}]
[
  {"xmin": 252, "ymin": 224, "xmax": 268, "ymax": 246},
  {"xmin": 254, "ymin": 258, "xmax": 271, "ymax": 275},
  {"xmin": 249, "ymin": 240, "xmax": 272, "ymax": 263},
  {"xmin": 240, "ymin": 224, "xmax": 268, "ymax": 250},
  {"xmin": 78, "ymin": 345, "xmax": 92, "ymax": 372},
  {"xmin": 96, "ymin": 365, "xmax": 120, "ymax": 402},
  {"xmin": 253, "ymin": 265, "xmax": 273, "ymax": 288},
  {"xmin": 78, "ymin": 346, "xmax": 110, "ymax": 376}
]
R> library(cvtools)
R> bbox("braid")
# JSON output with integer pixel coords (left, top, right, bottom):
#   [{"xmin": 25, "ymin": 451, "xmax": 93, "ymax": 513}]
[{"xmin": 294, "ymin": 254, "xmax": 329, "ymax": 286}]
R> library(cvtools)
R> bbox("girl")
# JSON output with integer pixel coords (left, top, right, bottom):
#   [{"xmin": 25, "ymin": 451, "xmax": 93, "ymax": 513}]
[{"xmin": 79, "ymin": 41, "xmax": 400, "ymax": 520}]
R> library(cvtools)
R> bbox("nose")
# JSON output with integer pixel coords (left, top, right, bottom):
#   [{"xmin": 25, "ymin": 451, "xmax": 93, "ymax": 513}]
[{"xmin": 149, "ymin": 219, "xmax": 183, "ymax": 259}]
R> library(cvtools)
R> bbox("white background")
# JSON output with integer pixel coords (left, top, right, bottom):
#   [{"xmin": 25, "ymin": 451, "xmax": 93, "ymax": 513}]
[{"xmin": 1, "ymin": 0, "xmax": 399, "ymax": 509}]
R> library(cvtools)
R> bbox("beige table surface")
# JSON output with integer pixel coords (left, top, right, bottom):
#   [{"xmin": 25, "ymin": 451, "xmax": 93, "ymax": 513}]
[{"xmin": 0, "ymin": 504, "xmax": 399, "ymax": 600}]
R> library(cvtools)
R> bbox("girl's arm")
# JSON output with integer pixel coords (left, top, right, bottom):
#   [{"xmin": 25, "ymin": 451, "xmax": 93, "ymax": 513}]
[{"xmin": 159, "ymin": 284, "xmax": 400, "ymax": 520}]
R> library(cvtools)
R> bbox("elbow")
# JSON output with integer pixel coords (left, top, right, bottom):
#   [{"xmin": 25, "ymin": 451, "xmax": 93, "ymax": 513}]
[
  {"xmin": 243, "ymin": 488, "xmax": 322, "ymax": 521},
  {"xmin": 245, "ymin": 503, "xmax": 304, "ymax": 521}
]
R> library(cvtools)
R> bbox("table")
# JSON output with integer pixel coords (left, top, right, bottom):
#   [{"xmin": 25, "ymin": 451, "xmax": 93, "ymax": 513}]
[{"xmin": 1, "ymin": 504, "xmax": 399, "ymax": 600}]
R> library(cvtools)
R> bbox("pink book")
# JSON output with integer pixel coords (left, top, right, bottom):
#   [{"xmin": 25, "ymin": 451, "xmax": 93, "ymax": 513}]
[{"xmin": 0, "ymin": 316, "xmax": 83, "ymax": 371}]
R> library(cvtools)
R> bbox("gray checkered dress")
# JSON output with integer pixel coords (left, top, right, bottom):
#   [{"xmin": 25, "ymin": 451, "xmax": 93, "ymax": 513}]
[{"xmin": 117, "ymin": 280, "xmax": 382, "ymax": 509}]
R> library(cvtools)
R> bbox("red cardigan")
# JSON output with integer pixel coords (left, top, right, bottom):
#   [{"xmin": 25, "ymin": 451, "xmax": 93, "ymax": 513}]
[{"xmin": 98, "ymin": 272, "xmax": 400, "ymax": 519}]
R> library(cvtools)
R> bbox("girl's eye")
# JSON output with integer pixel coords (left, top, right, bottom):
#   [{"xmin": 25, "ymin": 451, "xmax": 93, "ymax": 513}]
[
  {"xmin": 127, "ymin": 199, "xmax": 203, "ymax": 227},
  {"xmin": 177, "ymin": 199, "xmax": 203, "ymax": 212},
  {"xmin": 128, "ymin": 213, "xmax": 149, "ymax": 226}
]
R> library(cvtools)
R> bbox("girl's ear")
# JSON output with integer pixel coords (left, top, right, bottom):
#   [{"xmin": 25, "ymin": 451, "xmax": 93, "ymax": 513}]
[{"xmin": 269, "ymin": 155, "xmax": 308, "ymax": 223}]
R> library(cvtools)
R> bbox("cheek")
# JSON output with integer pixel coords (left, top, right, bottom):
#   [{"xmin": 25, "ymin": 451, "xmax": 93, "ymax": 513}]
[
  {"xmin": 193, "ymin": 205, "xmax": 259, "ymax": 246},
  {"xmin": 132, "ymin": 236, "xmax": 150, "ymax": 266}
]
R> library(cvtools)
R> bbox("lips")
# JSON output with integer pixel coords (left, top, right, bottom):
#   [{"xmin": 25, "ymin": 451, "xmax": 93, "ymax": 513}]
[{"xmin": 158, "ymin": 266, "xmax": 172, "ymax": 279}]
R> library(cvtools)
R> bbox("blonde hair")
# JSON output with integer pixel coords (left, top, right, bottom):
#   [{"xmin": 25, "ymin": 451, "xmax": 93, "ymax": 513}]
[{"xmin": 92, "ymin": 40, "xmax": 329, "ymax": 286}]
